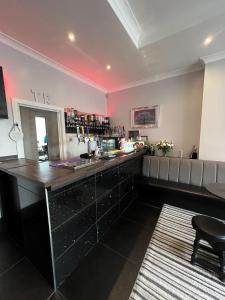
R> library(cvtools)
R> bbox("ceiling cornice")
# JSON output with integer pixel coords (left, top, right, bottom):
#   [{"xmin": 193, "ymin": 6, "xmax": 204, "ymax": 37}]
[
  {"xmin": 108, "ymin": 64, "xmax": 204, "ymax": 94},
  {"xmin": 107, "ymin": 0, "xmax": 142, "ymax": 48},
  {"xmin": 200, "ymin": 50, "xmax": 225, "ymax": 65},
  {"xmin": 0, "ymin": 32, "xmax": 107, "ymax": 93}
]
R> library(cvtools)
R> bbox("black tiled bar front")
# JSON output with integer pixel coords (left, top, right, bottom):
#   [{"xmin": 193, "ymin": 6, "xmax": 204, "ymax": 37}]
[
  {"xmin": 49, "ymin": 176, "xmax": 95, "ymax": 230},
  {"xmin": 120, "ymin": 176, "xmax": 133, "ymax": 198},
  {"xmin": 120, "ymin": 190, "xmax": 136, "ymax": 215},
  {"xmin": 97, "ymin": 204, "xmax": 120, "ymax": 240},
  {"xmin": 96, "ymin": 166, "xmax": 119, "ymax": 198},
  {"xmin": 47, "ymin": 155, "xmax": 142, "ymax": 287},
  {"xmin": 0, "ymin": 151, "xmax": 143, "ymax": 289},
  {"xmin": 54, "ymin": 224, "xmax": 97, "ymax": 286},
  {"xmin": 52, "ymin": 202, "xmax": 96, "ymax": 259},
  {"xmin": 97, "ymin": 186, "xmax": 119, "ymax": 219}
]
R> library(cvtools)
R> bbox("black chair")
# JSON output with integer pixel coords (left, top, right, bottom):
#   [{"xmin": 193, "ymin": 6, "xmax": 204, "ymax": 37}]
[{"xmin": 191, "ymin": 215, "xmax": 225, "ymax": 281}]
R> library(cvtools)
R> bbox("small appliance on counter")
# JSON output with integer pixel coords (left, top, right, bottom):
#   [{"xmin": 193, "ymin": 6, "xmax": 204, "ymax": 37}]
[
  {"xmin": 120, "ymin": 139, "xmax": 135, "ymax": 153},
  {"xmin": 80, "ymin": 153, "xmax": 93, "ymax": 159},
  {"xmin": 88, "ymin": 139, "xmax": 97, "ymax": 155},
  {"xmin": 101, "ymin": 137, "xmax": 120, "ymax": 152}
]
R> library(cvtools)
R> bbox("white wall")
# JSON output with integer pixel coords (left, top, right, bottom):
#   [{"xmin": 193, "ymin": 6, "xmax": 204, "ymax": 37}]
[
  {"xmin": 0, "ymin": 41, "xmax": 106, "ymax": 158},
  {"xmin": 107, "ymin": 71, "xmax": 204, "ymax": 157},
  {"xmin": 199, "ymin": 59, "xmax": 225, "ymax": 161}
]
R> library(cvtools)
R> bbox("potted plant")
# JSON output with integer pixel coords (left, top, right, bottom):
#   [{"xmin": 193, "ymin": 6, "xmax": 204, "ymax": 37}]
[{"xmin": 156, "ymin": 140, "xmax": 174, "ymax": 157}]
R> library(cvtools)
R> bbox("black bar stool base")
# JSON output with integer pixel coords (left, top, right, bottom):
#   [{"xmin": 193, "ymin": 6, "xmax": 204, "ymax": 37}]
[{"xmin": 191, "ymin": 215, "xmax": 225, "ymax": 283}]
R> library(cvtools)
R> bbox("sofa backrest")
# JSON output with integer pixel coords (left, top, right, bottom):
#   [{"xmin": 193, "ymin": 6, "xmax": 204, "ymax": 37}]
[{"xmin": 142, "ymin": 156, "xmax": 225, "ymax": 187}]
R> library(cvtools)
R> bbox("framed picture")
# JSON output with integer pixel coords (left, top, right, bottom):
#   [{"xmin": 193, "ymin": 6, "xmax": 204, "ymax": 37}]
[
  {"xmin": 141, "ymin": 136, "xmax": 148, "ymax": 141},
  {"xmin": 128, "ymin": 130, "xmax": 139, "ymax": 140},
  {"xmin": 131, "ymin": 105, "xmax": 160, "ymax": 128}
]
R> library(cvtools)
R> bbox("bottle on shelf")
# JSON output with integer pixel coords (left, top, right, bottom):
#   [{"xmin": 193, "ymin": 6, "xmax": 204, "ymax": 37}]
[{"xmin": 64, "ymin": 106, "xmax": 111, "ymax": 135}]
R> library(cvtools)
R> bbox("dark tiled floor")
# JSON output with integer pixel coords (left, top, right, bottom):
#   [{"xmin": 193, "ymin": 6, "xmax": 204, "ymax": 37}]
[
  {"xmin": 0, "ymin": 201, "xmax": 161, "ymax": 300},
  {"xmin": 0, "ymin": 234, "xmax": 69, "ymax": 300},
  {"xmin": 48, "ymin": 291, "xmax": 67, "ymax": 300},
  {"xmin": 101, "ymin": 217, "xmax": 153, "ymax": 266},
  {"xmin": 0, "ymin": 258, "xmax": 52, "ymax": 300},
  {"xmin": 123, "ymin": 201, "xmax": 161, "ymax": 230},
  {"xmin": 0, "ymin": 233, "xmax": 54, "ymax": 300},
  {"xmin": 60, "ymin": 243, "xmax": 140, "ymax": 300},
  {"xmin": 59, "ymin": 202, "xmax": 161, "ymax": 300},
  {"xmin": 0, "ymin": 232, "xmax": 24, "ymax": 274}
]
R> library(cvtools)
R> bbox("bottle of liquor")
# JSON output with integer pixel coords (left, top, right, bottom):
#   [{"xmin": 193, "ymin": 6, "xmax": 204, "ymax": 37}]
[
  {"xmin": 80, "ymin": 115, "xmax": 85, "ymax": 126},
  {"xmin": 190, "ymin": 145, "xmax": 198, "ymax": 159},
  {"xmin": 93, "ymin": 114, "xmax": 96, "ymax": 132}
]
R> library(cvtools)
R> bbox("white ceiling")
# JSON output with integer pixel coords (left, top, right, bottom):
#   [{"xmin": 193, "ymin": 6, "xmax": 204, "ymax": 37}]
[
  {"xmin": 110, "ymin": 0, "xmax": 225, "ymax": 48},
  {"xmin": 0, "ymin": 0, "xmax": 225, "ymax": 92}
]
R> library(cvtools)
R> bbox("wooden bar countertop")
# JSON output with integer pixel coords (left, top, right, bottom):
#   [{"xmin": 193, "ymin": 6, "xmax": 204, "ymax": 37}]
[{"xmin": 0, "ymin": 151, "xmax": 144, "ymax": 191}]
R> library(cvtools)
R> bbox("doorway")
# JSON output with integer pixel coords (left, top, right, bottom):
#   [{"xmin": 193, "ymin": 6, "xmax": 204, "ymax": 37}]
[
  {"xmin": 35, "ymin": 116, "xmax": 48, "ymax": 161},
  {"xmin": 20, "ymin": 106, "xmax": 60, "ymax": 161}
]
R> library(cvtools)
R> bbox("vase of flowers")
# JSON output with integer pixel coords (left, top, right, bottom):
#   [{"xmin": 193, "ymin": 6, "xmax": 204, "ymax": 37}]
[{"xmin": 156, "ymin": 140, "xmax": 174, "ymax": 157}]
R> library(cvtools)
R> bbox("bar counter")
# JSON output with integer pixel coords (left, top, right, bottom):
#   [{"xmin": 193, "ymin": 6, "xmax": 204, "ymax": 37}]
[
  {"xmin": 0, "ymin": 151, "xmax": 144, "ymax": 190},
  {"xmin": 0, "ymin": 150, "xmax": 144, "ymax": 290}
]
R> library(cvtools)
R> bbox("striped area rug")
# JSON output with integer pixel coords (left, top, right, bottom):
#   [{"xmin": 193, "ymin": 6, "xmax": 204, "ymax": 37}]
[{"xmin": 129, "ymin": 205, "xmax": 225, "ymax": 300}]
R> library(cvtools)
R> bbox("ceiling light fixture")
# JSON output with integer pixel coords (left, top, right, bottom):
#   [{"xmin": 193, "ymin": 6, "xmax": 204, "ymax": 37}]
[
  {"xmin": 203, "ymin": 35, "xmax": 213, "ymax": 47},
  {"xmin": 68, "ymin": 32, "xmax": 76, "ymax": 42},
  {"xmin": 106, "ymin": 65, "xmax": 111, "ymax": 71}
]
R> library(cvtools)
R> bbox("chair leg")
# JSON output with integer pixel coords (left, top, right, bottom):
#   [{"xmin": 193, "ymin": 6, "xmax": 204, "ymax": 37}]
[
  {"xmin": 219, "ymin": 251, "xmax": 225, "ymax": 282},
  {"xmin": 191, "ymin": 234, "xmax": 200, "ymax": 265}
]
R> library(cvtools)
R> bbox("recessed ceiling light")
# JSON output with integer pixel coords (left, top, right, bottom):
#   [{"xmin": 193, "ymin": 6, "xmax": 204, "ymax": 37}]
[
  {"xmin": 68, "ymin": 32, "xmax": 76, "ymax": 42},
  {"xmin": 106, "ymin": 65, "xmax": 111, "ymax": 71},
  {"xmin": 203, "ymin": 35, "xmax": 213, "ymax": 47}
]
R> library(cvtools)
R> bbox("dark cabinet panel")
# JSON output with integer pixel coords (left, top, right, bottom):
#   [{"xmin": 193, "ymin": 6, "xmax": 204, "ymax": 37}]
[
  {"xmin": 55, "ymin": 224, "xmax": 97, "ymax": 286},
  {"xmin": 48, "ymin": 177, "xmax": 95, "ymax": 230},
  {"xmin": 97, "ymin": 204, "xmax": 119, "ymax": 241},
  {"xmin": 97, "ymin": 186, "xmax": 119, "ymax": 219},
  {"xmin": 17, "ymin": 177, "xmax": 45, "ymax": 197},
  {"xmin": 53, "ymin": 202, "xmax": 96, "ymax": 259},
  {"xmin": 119, "ymin": 161, "xmax": 131, "ymax": 181},
  {"xmin": 1, "ymin": 174, "xmax": 54, "ymax": 287},
  {"xmin": 131, "ymin": 156, "xmax": 142, "ymax": 176},
  {"xmin": 119, "ymin": 157, "xmax": 142, "ymax": 180},
  {"xmin": 120, "ymin": 176, "xmax": 133, "ymax": 199},
  {"xmin": 120, "ymin": 190, "xmax": 137, "ymax": 215},
  {"xmin": 96, "ymin": 167, "xmax": 119, "ymax": 198},
  {"xmin": 0, "ymin": 174, "xmax": 24, "ymax": 245}
]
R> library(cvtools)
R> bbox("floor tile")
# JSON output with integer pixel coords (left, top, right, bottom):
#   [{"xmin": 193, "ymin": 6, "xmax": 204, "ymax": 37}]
[
  {"xmin": 0, "ymin": 258, "xmax": 53, "ymax": 300},
  {"xmin": 48, "ymin": 291, "xmax": 67, "ymax": 300},
  {"xmin": 101, "ymin": 216, "xmax": 153, "ymax": 266},
  {"xmin": 123, "ymin": 201, "xmax": 161, "ymax": 230},
  {"xmin": 59, "ymin": 243, "xmax": 139, "ymax": 300},
  {"xmin": 0, "ymin": 232, "xmax": 24, "ymax": 275}
]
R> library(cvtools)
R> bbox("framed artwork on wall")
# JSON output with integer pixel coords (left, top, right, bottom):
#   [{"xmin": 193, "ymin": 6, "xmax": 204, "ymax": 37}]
[
  {"xmin": 128, "ymin": 130, "xmax": 139, "ymax": 140},
  {"xmin": 131, "ymin": 105, "xmax": 160, "ymax": 128}
]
